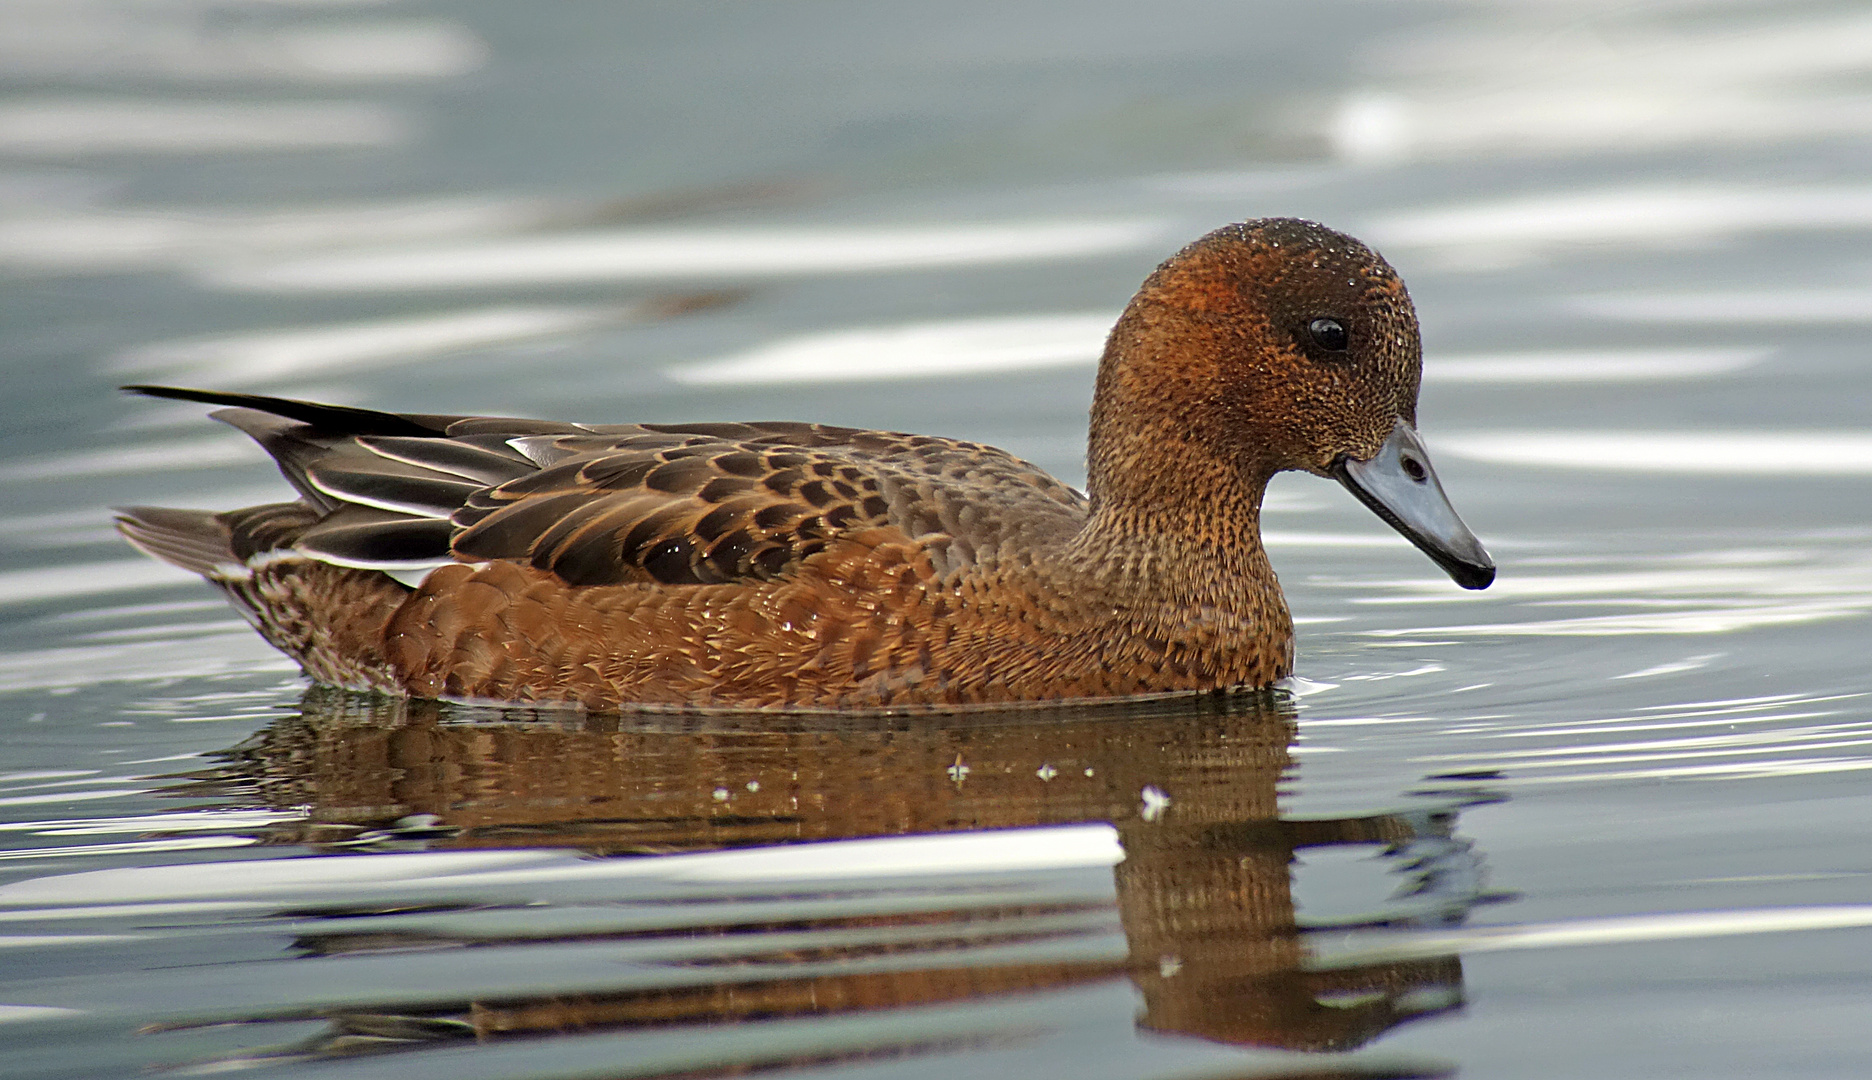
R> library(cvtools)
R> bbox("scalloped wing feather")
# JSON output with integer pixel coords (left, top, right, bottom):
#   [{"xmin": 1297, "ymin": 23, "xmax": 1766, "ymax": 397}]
[{"xmin": 450, "ymin": 427, "xmax": 1089, "ymax": 588}]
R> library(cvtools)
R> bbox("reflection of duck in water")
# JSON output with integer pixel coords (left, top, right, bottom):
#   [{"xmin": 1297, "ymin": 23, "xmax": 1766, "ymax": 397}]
[
  {"xmin": 191, "ymin": 689, "xmax": 1487, "ymax": 1062},
  {"xmin": 119, "ymin": 219, "xmax": 1492, "ymax": 710}
]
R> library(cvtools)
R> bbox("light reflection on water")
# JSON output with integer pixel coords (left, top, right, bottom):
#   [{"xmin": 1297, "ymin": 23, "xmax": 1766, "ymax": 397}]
[
  {"xmin": 200, "ymin": 219, "xmax": 1171, "ymax": 292},
  {"xmin": 0, "ymin": 198, "xmax": 559, "ymax": 275},
  {"xmin": 110, "ymin": 306, "xmax": 634, "ymax": 390},
  {"xmin": 1332, "ymin": 6, "xmax": 1872, "ymax": 162},
  {"xmin": 1364, "ymin": 184, "xmax": 1872, "ymax": 265},
  {"xmin": 3, "ymin": 0, "xmax": 1872, "ymax": 1077},
  {"xmin": 0, "ymin": 3, "xmax": 486, "ymax": 85}
]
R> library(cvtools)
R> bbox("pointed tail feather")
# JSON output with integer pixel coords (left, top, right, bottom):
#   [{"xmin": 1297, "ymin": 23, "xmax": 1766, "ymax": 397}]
[
  {"xmin": 120, "ymin": 385, "xmax": 455, "ymax": 437},
  {"xmin": 115, "ymin": 502, "xmax": 327, "ymax": 578},
  {"xmin": 113, "ymin": 506, "xmax": 241, "ymax": 578}
]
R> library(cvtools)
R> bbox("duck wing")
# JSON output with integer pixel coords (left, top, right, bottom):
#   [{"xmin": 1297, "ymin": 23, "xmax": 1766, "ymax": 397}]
[
  {"xmin": 451, "ymin": 422, "xmax": 1089, "ymax": 586},
  {"xmin": 125, "ymin": 387, "xmax": 1089, "ymax": 588}
]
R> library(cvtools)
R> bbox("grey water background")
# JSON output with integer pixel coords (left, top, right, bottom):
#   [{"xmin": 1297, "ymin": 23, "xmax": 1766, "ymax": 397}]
[{"xmin": 3, "ymin": 1, "xmax": 1872, "ymax": 1076}]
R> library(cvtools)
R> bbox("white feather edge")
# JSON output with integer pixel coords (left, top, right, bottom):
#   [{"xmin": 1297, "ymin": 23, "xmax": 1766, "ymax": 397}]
[
  {"xmin": 506, "ymin": 434, "xmax": 577, "ymax": 467},
  {"xmin": 232, "ymin": 546, "xmax": 463, "ymax": 589},
  {"xmin": 300, "ymin": 475, "xmax": 461, "ymax": 519},
  {"xmin": 354, "ymin": 439, "xmax": 512, "ymax": 482}
]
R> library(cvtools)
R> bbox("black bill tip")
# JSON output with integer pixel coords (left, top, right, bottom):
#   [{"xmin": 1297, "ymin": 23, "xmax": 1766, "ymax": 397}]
[{"xmin": 1333, "ymin": 419, "xmax": 1495, "ymax": 591}]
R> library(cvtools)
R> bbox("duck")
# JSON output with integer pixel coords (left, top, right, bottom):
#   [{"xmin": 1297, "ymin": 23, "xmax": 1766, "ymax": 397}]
[{"xmin": 115, "ymin": 218, "xmax": 1493, "ymax": 711}]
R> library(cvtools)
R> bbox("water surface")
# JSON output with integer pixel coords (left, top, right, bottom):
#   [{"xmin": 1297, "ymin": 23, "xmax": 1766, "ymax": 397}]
[{"xmin": 3, "ymin": 2, "xmax": 1872, "ymax": 1077}]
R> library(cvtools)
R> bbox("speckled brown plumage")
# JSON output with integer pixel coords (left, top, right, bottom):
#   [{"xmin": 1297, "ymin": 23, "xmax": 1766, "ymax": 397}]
[{"xmin": 115, "ymin": 218, "xmax": 1458, "ymax": 711}]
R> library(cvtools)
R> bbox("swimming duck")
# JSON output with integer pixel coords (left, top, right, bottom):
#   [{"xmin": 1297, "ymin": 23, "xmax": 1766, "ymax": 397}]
[{"xmin": 116, "ymin": 218, "xmax": 1493, "ymax": 710}]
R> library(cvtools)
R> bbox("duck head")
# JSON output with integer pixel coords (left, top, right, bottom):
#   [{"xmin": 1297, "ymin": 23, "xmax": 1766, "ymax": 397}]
[{"xmin": 1089, "ymin": 218, "xmax": 1494, "ymax": 590}]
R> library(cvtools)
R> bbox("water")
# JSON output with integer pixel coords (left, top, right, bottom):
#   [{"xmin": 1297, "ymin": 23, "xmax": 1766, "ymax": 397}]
[{"xmin": 3, "ymin": 1, "xmax": 1872, "ymax": 1076}]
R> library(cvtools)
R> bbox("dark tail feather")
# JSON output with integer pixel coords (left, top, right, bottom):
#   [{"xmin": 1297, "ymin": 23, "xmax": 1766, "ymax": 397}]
[
  {"xmin": 202, "ymin": 408, "xmax": 347, "ymax": 512},
  {"xmin": 121, "ymin": 385, "xmax": 455, "ymax": 438},
  {"xmin": 115, "ymin": 503, "xmax": 326, "ymax": 577},
  {"xmin": 114, "ymin": 507, "xmax": 238, "ymax": 577}
]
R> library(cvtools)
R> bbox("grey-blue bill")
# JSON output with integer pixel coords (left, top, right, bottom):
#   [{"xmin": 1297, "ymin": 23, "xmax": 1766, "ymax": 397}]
[{"xmin": 1332, "ymin": 418, "xmax": 1496, "ymax": 590}]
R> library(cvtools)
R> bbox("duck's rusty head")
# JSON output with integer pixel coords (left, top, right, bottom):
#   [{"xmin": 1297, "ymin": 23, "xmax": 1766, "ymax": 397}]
[{"xmin": 1092, "ymin": 218, "xmax": 1494, "ymax": 589}]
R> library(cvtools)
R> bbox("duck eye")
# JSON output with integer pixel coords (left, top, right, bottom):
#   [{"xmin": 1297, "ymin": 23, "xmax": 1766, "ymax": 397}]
[{"xmin": 1307, "ymin": 317, "xmax": 1349, "ymax": 352}]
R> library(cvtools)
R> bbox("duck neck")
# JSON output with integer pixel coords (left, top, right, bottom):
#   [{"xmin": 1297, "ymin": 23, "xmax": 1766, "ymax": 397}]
[
  {"xmin": 1069, "ymin": 418, "xmax": 1282, "ymax": 619},
  {"xmin": 1062, "ymin": 274, "xmax": 1292, "ymax": 636}
]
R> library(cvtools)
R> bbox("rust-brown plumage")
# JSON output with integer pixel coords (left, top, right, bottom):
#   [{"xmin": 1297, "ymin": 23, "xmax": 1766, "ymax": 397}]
[{"xmin": 116, "ymin": 218, "xmax": 1476, "ymax": 711}]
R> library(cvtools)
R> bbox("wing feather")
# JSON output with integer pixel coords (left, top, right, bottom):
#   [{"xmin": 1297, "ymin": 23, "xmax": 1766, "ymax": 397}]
[
  {"xmin": 303, "ymin": 452, "xmax": 486, "ymax": 519},
  {"xmin": 123, "ymin": 386, "xmax": 1090, "ymax": 589},
  {"xmin": 353, "ymin": 435, "xmax": 535, "ymax": 485},
  {"xmin": 296, "ymin": 508, "xmax": 457, "ymax": 569}
]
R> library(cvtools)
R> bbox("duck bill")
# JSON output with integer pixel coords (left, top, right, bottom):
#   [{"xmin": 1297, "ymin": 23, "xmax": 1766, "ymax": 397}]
[{"xmin": 1332, "ymin": 419, "xmax": 1495, "ymax": 590}]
